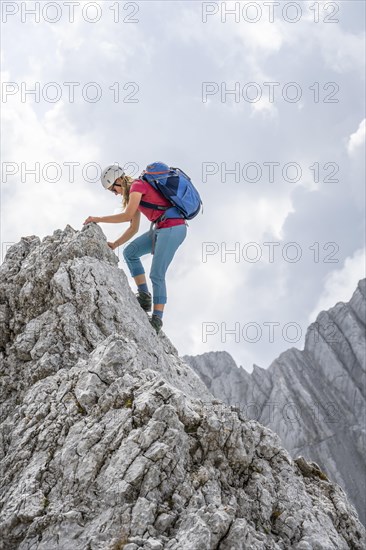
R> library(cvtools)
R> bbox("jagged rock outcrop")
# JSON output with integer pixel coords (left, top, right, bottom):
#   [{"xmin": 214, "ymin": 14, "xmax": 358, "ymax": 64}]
[
  {"xmin": 1, "ymin": 224, "xmax": 365, "ymax": 549},
  {"xmin": 183, "ymin": 280, "xmax": 366, "ymax": 528}
]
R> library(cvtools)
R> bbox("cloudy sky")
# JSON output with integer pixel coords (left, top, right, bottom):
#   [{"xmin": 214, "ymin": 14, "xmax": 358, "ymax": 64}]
[{"xmin": 1, "ymin": 0, "xmax": 365, "ymax": 371}]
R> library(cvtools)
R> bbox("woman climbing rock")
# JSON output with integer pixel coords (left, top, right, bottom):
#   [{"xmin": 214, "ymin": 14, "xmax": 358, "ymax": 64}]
[{"xmin": 83, "ymin": 162, "xmax": 201, "ymax": 334}]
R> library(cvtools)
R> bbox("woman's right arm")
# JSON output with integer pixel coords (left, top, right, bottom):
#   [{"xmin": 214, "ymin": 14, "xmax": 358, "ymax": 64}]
[{"xmin": 109, "ymin": 210, "xmax": 141, "ymax": 249}]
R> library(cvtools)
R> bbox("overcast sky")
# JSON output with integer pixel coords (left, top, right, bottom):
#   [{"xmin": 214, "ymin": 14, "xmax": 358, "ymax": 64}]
[{"xmin": 1, "ymin": 0, "xmax": 365, "ymax": 371}]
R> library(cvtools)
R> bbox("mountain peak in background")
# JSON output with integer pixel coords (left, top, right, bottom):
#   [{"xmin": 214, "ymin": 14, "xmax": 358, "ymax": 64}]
[
  {"xmin": 184, "ymin": 279, "xmax": 366, "ymax": 527},
  {"xmin": 1, "ymin": 224, "xmax": 365, "ymax": 549}
]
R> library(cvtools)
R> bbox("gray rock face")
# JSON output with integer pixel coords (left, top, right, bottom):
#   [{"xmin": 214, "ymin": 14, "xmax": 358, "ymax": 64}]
[
  {"xmin": 183, "ymin": 280, "xmax": 366, "ymax": 528},
  {"xmin": 1, "ymin": 224, "xmax": 365, "ymax": 549}
]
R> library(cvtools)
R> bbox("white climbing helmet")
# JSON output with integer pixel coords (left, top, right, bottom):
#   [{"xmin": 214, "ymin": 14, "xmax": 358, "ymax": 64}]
[{"xmin": 101, "ymin": 165, "xmax": 125, "ymax": 190}]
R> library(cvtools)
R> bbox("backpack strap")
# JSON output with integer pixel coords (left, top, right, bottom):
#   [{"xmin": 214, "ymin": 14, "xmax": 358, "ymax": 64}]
[
  {"xmin": 140, "ymin": 201, "xmax": 182, "ymax": 222},
  {"xmin": 139, "ymin": 200, "xmax": 170, "ymax": 211}
]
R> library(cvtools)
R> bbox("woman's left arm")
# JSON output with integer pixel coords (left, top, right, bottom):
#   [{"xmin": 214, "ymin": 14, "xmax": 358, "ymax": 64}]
[{"xmin": 84, "ymin": 192, "xmax": 142, "ymax": 225}]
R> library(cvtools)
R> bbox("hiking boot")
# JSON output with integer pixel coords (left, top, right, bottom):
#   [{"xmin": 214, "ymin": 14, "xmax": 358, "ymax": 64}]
[
  {"xmin": 135, "ymin": 291, "xmax": 152, "ymax": 312},
  {"xmin": 149, "ymin": 314, "xmax": 163, "ymax": 334}
]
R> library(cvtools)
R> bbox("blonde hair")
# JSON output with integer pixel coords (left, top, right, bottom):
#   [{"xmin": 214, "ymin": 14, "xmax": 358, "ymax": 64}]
[{"xmin": 120, "ymin": 174, "xmax": 135, "ymax": 209}]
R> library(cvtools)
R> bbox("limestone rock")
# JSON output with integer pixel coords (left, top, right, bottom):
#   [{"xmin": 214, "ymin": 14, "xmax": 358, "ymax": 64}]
[{"xmin": 0, "ymin": 224, "xmax": 365, "ymax": 549}]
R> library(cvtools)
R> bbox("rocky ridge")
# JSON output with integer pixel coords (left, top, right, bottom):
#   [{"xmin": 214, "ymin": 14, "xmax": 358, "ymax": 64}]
[{"xmin": 0, "ymin": 224, "xmax": 365, "ymax": 549}]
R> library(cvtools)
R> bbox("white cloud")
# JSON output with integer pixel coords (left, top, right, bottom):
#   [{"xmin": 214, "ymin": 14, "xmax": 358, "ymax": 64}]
[
  {"xmin": 0, "ymin": 67, "xmax": 104, "ymax": 243},
  {"xmin": 347, "ymin": 118, "xmax": 366, "ymax": 156},
  {"xmin": 317, "ymin": 25, "xmax": 365, "ymax": 75},
  {"xmin": 308, "ymin": 248, "xmax": 366, "ymax": 322}
]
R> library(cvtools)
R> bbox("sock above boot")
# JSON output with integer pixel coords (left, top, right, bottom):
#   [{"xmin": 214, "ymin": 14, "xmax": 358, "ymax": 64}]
[
  {"xmin": 137, "ymin": 283, "xmax": 149, "ymax": 294},
  {"xmin": 153, "ymin": 309, "xmax": 164, "ymax": 320}
]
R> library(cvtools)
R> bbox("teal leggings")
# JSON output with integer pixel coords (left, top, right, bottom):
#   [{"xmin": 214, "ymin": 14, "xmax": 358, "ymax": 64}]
[{"xmin": 123, "ymin": 224, "xmax": 187, "ymax": 304}]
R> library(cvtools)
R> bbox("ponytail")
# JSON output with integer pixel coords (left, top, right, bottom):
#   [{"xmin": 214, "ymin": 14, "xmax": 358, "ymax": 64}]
[{"xmin": 120, "ymin": 175, "xmax": 135, "ymax": 209}]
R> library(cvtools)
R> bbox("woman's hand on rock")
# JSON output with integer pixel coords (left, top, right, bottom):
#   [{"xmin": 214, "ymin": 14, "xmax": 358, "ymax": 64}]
[
  {"xmin": 107, "ymin": 241, "xmax": 117, "ymax": 251},
  {"xmin": 83, "ymin": 216, "xmax": 101, "ymax": 225}
]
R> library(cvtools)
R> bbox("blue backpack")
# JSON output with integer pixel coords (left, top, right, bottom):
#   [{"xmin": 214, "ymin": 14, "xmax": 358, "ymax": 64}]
[{"xmin": 140, "ymin": 162, "xmax": 203, "ymax": 224}]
